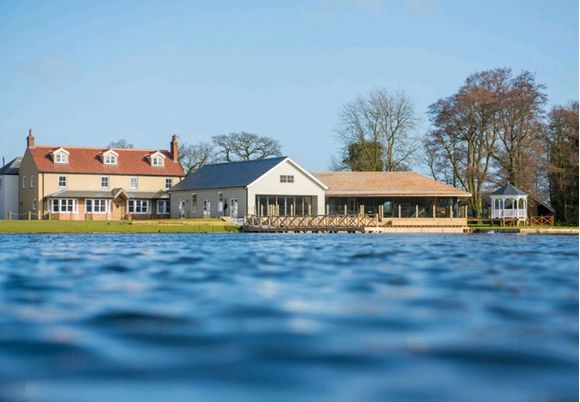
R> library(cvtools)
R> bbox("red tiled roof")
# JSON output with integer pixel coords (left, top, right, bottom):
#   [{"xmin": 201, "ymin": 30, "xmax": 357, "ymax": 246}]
[
  {"xmin": 313, "ymin": 171, "xmax": 471, "ymax": 197},
  {"xmin": 29, "ymin": 146, "xmax": 184, "ymax": 176}
]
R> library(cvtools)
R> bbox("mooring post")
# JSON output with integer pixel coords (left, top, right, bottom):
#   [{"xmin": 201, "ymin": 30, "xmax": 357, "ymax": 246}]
[
  {"xmin": 28, "ymin": 211, "xmax": 32, "ymax": 220},
  {"xmin": 8, "ymin": 211, "xmax": 11, "ymax": 220}
]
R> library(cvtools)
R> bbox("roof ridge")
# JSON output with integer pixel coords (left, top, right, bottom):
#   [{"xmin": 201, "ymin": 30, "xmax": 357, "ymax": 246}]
[
  {"xmin": 32, "ymin": 145, "xmax": 170, "ymax": 152},
  {"xmin": 202, "ymin": 156, "xmax": 287, "ymax": 167}
]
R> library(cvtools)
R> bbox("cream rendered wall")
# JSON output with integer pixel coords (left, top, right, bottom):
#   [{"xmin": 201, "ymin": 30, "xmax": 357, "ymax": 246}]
[
  {"xmin": 42, "ymin": 173, "xmax": 181, "ymax": 194},
  {"xmin": 0, "ymin": 175, "xmax": 19, "ymax": 219},
  {"xmin": 246, "ymin": 159, "xmax": 326, "ymax": 215},
  {"xmin": 170, "ymin": 188, "xmax": 247, "ymax": 219}
]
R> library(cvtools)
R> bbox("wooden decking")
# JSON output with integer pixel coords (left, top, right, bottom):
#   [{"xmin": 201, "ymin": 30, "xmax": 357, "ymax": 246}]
[
  {"xmin": 243, "ymin": 214, "xmax": 468, "ymax": 233},
  {"xmin": 244, "ymin": 214, "xmax": 379, "ymax": 232}
]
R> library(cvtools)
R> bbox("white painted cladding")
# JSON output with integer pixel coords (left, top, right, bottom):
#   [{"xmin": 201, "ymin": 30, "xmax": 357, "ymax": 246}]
[
  {"xmin": 0, "ymin": 175, "xmax": 19, "ymax": 219},
  {"xmin": 170, "ymin": 187, "xmax": 247, "ymax": 219},
  {"xmin": 246, "ymin": 159, "xmax": 326, "ymax": 216}
]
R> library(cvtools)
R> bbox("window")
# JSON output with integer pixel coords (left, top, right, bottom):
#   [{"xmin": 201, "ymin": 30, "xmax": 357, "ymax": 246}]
[
  {"xmin": 0, "ymin": 177, "xmax": 3, "ymax": 189},
  {"xmin": 152, "ymin": 156, "xmax": 164, "ymax": 167},
  {"xmin": 54, "ymin": 152, "xmax": 68, "ymax": 164},
  {"xmin": 217, "ymin": 192, "xmax": 224, "ymax": 212},
  {"xmin": 51, "ymin": 199, "xmax": 78, "ymax": 213},
  {"xmin": 22, "ymin": 176, "xmax": 26, "ymax": 189},
  {"xmin": 191, "ymin": 194, "xmax": 197, "ymax": 213},
  {"xmin": 101, "ymin": 176, "xmax": 109, "ymax": 188},
  {"xmin": 157, "ymin": 200, "xmax": 170, "ymax": 214},
  {"xmin": 165, "ymin": 178, "xmax": 173, "ymax": 189},
  {"xmin": 32, "ymin": 199, "xmax": 37, "ymax": 211},
  {"xmin": 30, "ymin": 175, "xmax": 35, "ymax": 188},
  {"xmin": 104, "ymin": 154, "xmax": 117, "ymax": 165},
  {"xmin": 86, "ymin": 199, "xmax": 109, "ymax": 213},
  {"xmin": 58, "ymin": 176, "xmax": 67, "ymax": 188},
  {"xmin": 130, "ymin": 177, "xmax": 138, "ymax": 189},
  {"xmin": 280, "ymin": 175, "xmax": 294, "ymax": 183},
  {"xmin": 128, "ymin": 200, "xmax": 149, "ymax": 214}
]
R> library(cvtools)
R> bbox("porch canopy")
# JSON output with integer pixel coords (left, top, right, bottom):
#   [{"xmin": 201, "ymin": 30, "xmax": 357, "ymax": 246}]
[
  {"xmin": 490, "ymin": 183, "xmax": 528, "ymax": 219},
  {"xmin": 313, "ymin": 172, "xmax": 471, "ymax": 218}
]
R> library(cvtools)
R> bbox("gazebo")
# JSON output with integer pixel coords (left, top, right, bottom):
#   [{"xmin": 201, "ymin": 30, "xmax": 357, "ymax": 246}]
[{"xmin": 490, "ymin": 183, "xmax": 528, "ymax": 223}]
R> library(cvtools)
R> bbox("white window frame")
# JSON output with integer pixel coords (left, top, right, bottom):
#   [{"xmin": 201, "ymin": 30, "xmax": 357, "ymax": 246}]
[
  {"xmin": 54, "ymin": 152, "xmax": 68, "ymax": 164},
  {"xmin": 22, "ymin": 176, "xmax": 26, "ymax": 189},
  {"xmin": 191, "ymin": 193, "xmax": 197, "ymax": 213},
  {"xmin": 165, "ymin": 178, "xmax": 173, "ymax": 189},
  {"xmin": 86, "ymin": 199, "xmax": 109, "ymax": 214},
  {"xmin": 30, "ymin": 175, "xmax": 35, "ymax": 189},
  {"xmin": 51, "ymin": 198, "xmax": 78, "ymax": 213},
  {"xmin": 101, "ymin": 176, "xmax": 109, "ymax": 188},
  {"xmin": 217, "ymin": 192, "xmax": 224, "ymax": 212},
  {"xmin": 280, "ymin": 175, "xmax": 294, "ymax": 183},
  {"xmin": 103, "ymin": 153, "xmax": 118, "ymax": 165},
  {"xmin": 130, "ymin": 177, "xmax": 138, "ymax": 189},
  {"xmin": 152, "ymin": 156, "xmax": 164, "ymax": 167},
  {"xmin": 127, "ymin": 199, "xmax": 149, "ymax": 214},
  {"xmin": 157, "ymin": 200, "xmax": 170, "ymax": 214},
  {"xmin": 58, "ymin": 176, "xmax": 67, "ymax": 188}
]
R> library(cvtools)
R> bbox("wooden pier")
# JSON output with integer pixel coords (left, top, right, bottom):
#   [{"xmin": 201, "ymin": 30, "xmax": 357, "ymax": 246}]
[{"xmin": 243, "ymin": 214, "xmax": 379, "ymax": 233}]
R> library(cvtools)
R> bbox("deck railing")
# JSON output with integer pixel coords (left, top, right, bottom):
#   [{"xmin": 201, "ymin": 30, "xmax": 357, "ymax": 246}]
[{"xmin": 245, "ymin": 214, "xmax": 379, "ymax": 231}]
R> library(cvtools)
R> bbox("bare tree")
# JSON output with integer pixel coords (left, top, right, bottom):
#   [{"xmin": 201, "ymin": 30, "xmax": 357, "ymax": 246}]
[
  {"xmin": 178, "ymin": 142, "xmax": 215, "ymax": 175},
  {"xmin": 107, "ymin": 139, "xmax": 134, "ymax": 149},
  {"xmin": 545, "ymin": 101, "xmax": 579, "ymax": 224},
  {"xmin": 493, "ymin": 69, "xmax": 547, "ymax": 192},
  {"xmin": 424, "ymin": 69, "xmax": 504, "ymax": 216},
  {"xmin": 334, "ymin": 89, "xmax": 418, "ymax": 172},
  {"xmin": 212, "ymin": 132, "xmax": 282, "ymax": 162}
]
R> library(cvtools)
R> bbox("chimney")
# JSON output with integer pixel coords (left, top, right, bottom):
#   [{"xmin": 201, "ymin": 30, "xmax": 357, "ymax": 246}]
[
  {"xmin": 170, "ymin": 134, "xmax": 178, "ymax": 162},
  {"xmin": 27, "ymin": 129, "xmax": 35, "ymax": 148}
]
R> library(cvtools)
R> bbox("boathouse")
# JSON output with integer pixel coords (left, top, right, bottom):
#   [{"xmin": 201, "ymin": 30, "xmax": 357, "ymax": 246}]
[
  {"xmin": 313, "ymin": 171, "xmax": 471, "ymax": 226},
  {"xmin": 168, "ymin": 157, "xmax": 328, "ymax": 219}
]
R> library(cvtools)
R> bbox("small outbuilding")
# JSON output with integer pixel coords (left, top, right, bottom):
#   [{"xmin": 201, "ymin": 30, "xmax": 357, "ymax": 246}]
[{"xmin": 0, "ymin": 157, "xmax": 22, "ymax": 219}]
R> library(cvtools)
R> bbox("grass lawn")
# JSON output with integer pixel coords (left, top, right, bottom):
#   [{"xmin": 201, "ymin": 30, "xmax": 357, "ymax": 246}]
[{"xmin": 0, "ymin": 219, "xmax": 241, "ymax": 234}]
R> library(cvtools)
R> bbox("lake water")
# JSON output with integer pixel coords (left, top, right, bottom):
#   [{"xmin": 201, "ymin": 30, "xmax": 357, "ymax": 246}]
[{"xmin": 0, "ymin": 234, "xmax": 577, "ymax": 402}]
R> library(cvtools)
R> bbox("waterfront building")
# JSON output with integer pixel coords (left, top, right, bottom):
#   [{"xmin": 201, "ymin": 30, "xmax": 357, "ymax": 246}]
[
  {"xmin": 0, "ymin": 157, "xmax": 22, "ymax": 219},
  {"xmin": 314, "ymin": 171, "xmax": 471, "ymax": 226},
  {"xmin": 169, "ymin": 157, "xmax": 328, "ymax": 219},
  {"xmin": 18, "ymin": 130, "xmax": 184, "ymax": 220}
]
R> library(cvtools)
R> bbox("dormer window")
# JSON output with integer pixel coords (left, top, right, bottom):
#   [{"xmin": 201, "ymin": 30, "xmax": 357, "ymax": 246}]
[
  {"xmin": 52, "ymin": 148, "xmax": 70, "ymax": 164},
  {"xmin": 102, "ymin": 149, "xmax": 119, "ymax": 165},
  {"xmin": 148, "ymin": 151, "xmax": 166, "ymax": 167}
]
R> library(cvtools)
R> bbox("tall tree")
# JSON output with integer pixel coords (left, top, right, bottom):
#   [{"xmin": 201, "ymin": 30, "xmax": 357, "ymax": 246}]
[
  {"xmin": 424, "ymin": 69, "xmax": 503, "ymax": 216},
  {"xmin": 212, "ymin": 132, "xmax": 282, "ymax": 162},
  {"xmin": 493, "ymin": 69, "xmax": 547, "ymax": 192},
  {"xmin": 545, "ymin": 102, "xmax": 579, "ymax": 225},
  {"xmin": 107, "ymin": 139, "xmax": 134, "ymax": 149},
  {"xmin": 178, "ymin": 142, "xmax": 214, "ymax": 175},
  {"xmin": 334, "ymin": 89, "xmax": 417, "ymax": 172}
]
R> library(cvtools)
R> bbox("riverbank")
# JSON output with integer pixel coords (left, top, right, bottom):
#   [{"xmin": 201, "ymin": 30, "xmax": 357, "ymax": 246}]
[{"xmin": 0, "ymin": 219, "xmax": 241, "ymax": 234}]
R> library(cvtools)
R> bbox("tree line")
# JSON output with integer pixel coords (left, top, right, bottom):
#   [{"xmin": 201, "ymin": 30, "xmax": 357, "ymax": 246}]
[
  {"xmin": 332, "ymin": 67, "xmax": 578, "ymax": 224},
  {"xmin": 107, "ymin": 67, "xmax": 578, "ymax": 224}
]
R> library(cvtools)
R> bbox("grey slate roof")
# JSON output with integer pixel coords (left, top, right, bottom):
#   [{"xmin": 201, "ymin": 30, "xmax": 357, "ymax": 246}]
[
  {"xmin": 170, "ymin": 156, "xmax": 288, "ymax": 191},
  {"xmin": 0, "ymin": 157, "xmax": 22, "ymax": 175},
  {"xmin": 491, "ymin": 183, "xmax": 527, "ymax": 196}
]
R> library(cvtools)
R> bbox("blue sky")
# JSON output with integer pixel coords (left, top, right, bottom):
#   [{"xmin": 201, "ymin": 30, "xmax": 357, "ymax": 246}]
[{"xmin": 0, "ymin": 0, "xmax": 577, "ymax": 171}]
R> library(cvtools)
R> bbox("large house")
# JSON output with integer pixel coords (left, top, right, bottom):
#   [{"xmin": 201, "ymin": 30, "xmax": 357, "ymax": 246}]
[
  {"xmin": 169, "ymin": 157, "xmax": 328, "ymax": 219},
  {"xmin": 18, "ymin": 131, "xmax": 184, "ymax": 220},
  {"xmin": 0, "ymin": 157, "xmax": 21, "ymax": 219}
]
